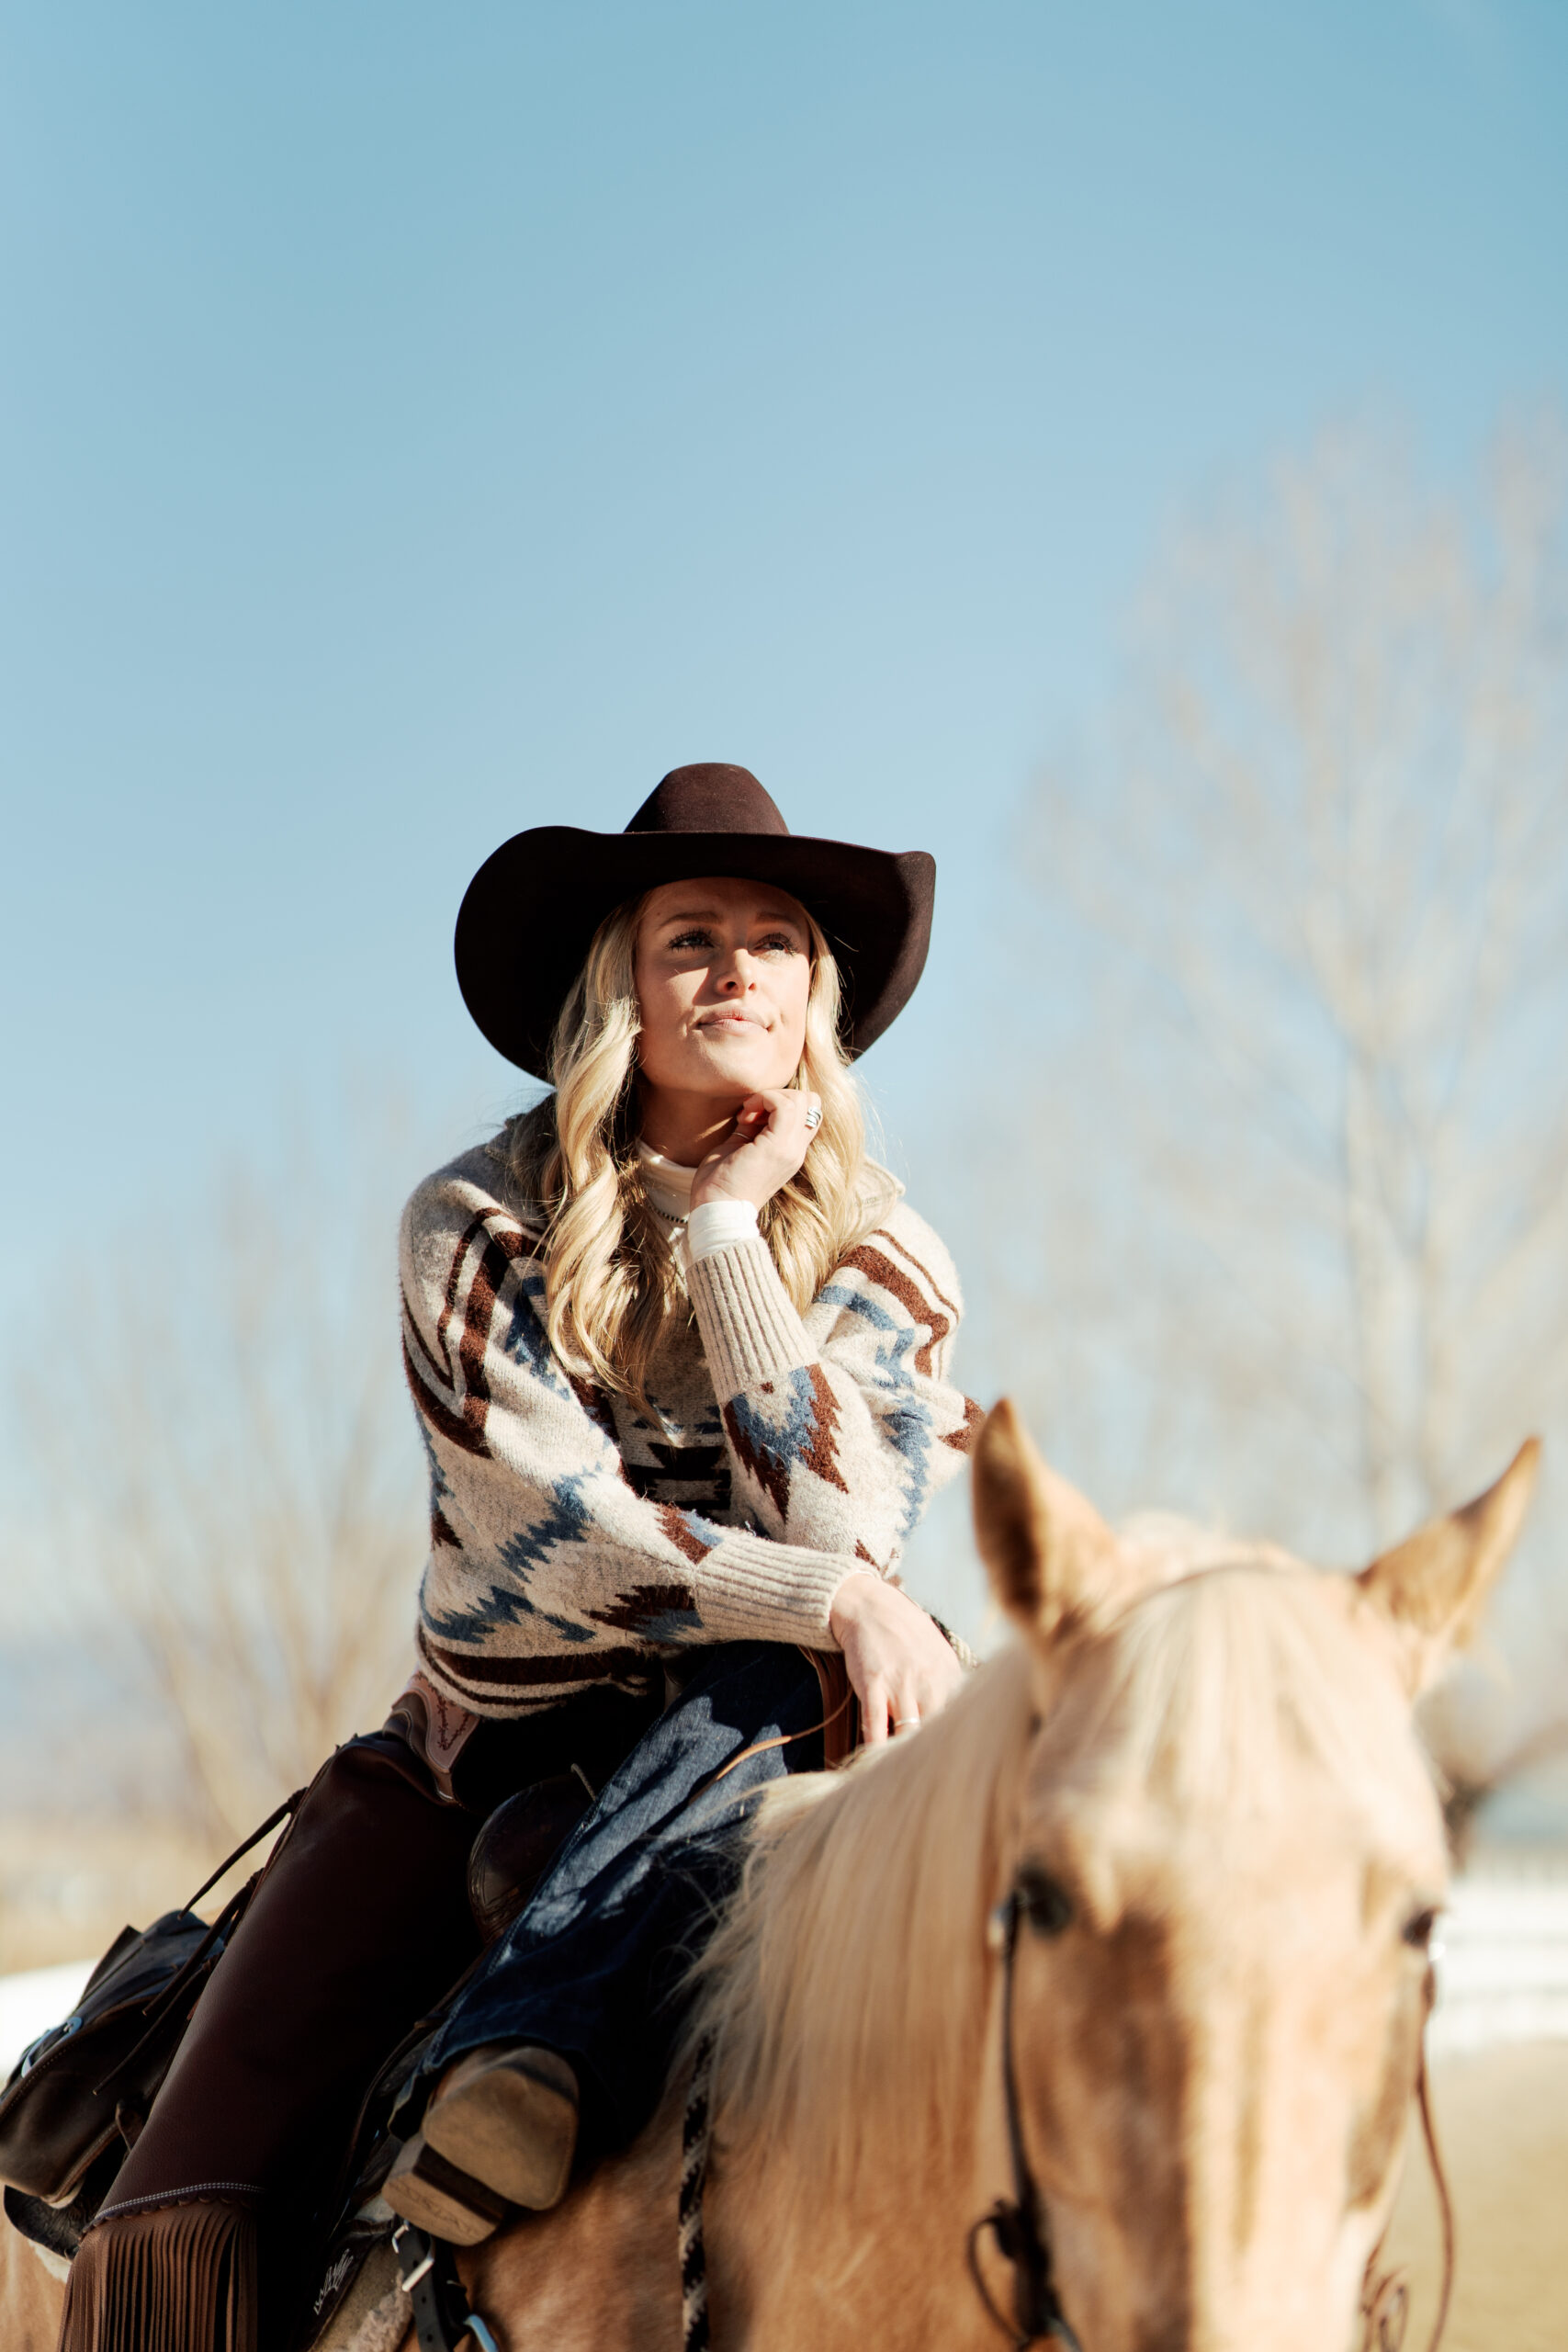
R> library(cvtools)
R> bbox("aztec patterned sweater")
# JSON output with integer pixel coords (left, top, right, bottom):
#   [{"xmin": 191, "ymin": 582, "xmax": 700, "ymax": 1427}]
[{"xmin": 400, "ymin": 1134, "xmax": 979, "ymax": 1716}]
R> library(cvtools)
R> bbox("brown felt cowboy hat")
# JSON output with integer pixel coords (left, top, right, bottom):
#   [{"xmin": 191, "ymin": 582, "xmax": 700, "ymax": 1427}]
[{"xmin": 456, "ymin": 763, "xmax": 936, "ymax": 1080}]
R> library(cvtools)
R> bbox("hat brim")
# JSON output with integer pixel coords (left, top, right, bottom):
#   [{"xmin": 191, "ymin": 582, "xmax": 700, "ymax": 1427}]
[{"xmin": 455, "ymin": 827, "xmax": 935, "ymax": 1080}]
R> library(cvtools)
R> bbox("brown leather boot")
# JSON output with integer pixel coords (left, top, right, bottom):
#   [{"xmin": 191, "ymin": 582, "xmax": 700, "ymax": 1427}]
[{"xmin": 383, "ymin": 2044, "xmax": 580, "ymax": 2245}]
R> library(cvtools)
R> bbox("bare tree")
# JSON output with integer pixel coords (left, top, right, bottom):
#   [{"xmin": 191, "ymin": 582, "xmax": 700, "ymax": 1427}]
[
  {"xmin": 17, "ymin": 1123, "xmax": 428, "ymax": 1845},
  {"xmin": 1007, "ymin": 415, "xmax": 1568, "ymax": 1826}
]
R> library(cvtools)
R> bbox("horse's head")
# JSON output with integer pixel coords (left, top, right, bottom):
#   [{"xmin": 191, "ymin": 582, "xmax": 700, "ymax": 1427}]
[{"xmin": 972, "ymin": 1402, "xmax": 1539, "ymax": 2352}]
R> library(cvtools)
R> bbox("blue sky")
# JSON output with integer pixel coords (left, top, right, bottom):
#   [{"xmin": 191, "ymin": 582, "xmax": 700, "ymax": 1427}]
[{"xmin": 4, "ymin": 0, "xmax": 1565, "ymax": 1354}]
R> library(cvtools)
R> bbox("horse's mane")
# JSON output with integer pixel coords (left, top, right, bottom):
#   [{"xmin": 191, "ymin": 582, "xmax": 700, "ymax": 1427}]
[
  {"xmin": 688, "ymin": 1642, "xmax": 1036, "ymax": 2223},
  {"xmin": 688, "ymin": 1540, "xmax": 1442, "ymax": 2242}
]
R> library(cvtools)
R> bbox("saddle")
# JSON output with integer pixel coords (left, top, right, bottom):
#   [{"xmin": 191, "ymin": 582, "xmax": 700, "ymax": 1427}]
[{"xmin": 299, "ymin": 1649, "xmax": 861, "ymax": 2347}]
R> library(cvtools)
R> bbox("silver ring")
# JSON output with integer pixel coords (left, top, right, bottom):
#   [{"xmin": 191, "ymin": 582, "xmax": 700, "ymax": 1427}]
[
  {"xmin": 803, "ymin": 1105, "xmax": 822, "ymax": 1131},
  {"xmin": 892, "ymin": 1714, "xmax": 919, "ymax": 1732}
]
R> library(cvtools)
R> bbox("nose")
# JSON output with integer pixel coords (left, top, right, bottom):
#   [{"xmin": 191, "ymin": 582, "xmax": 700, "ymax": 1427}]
[{"xmin": 711, "ymin": 947, "xmax": 757, "ymax": 994}]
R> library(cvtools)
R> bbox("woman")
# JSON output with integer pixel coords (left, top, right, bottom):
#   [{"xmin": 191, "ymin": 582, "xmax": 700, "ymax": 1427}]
[{"xmin": 60, "ymin": 763, "xmax": 976, "ymax": 2351}]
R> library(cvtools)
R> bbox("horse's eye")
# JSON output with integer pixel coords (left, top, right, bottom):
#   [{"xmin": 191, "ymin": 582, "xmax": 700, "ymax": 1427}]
[
  {"xmin": 1017, "ymin": 1867, "xmax": 1074, "ymax": 1938},
  {"xmin": 1402, "ymin": 1905, "xmax": 1439, "ymax": 1952}
]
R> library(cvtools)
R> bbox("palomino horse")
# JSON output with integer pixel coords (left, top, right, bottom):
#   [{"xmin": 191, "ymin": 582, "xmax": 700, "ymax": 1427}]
[{"xmin": 1, "ymin": 1401, "xmax": 1538, "ymax": 2352}]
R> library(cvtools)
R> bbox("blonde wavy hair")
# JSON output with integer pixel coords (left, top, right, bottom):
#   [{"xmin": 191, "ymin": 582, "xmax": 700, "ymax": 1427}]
[{"xmin": 504, "ymin": 889, "xmax": 871, "ymax": 1404}]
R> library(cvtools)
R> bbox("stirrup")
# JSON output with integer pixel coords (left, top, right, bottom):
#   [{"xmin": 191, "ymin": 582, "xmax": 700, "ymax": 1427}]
[{"xmin": 393, "ymin": 2222, "xmax": 500, "ymax": 2352}]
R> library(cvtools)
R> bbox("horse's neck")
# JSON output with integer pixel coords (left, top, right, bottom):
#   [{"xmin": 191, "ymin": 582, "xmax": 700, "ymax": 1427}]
[
  {"xmin": 709, "ymin": 2106, "xmax": 995, "ymax": 2352},
  {"xmin": 465, "ymin": 2114, "xmax": 683, "ymax": 2352},
  {"xmin": 702, "ymin": 1720, "xmax": 1021, "ymax": 2348},
  {"xmin": 708, "ymin": 1972, "xmax": 1003, "ymax": 2352}
]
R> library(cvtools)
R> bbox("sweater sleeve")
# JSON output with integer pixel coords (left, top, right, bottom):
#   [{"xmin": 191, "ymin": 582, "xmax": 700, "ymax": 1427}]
[
  {"xmin": 684, "ymin": 1196, "xmax": 982, "ymax": 1573},
  {"xmin": 401, "ymin": 1160, "xmax": 855, "ymax": 1714}
]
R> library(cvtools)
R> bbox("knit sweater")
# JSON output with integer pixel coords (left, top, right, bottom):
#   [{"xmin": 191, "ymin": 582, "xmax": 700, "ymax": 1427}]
[{"xmin": 399, "ymin": 1132, "xmax": 980, "ymax": 1716}]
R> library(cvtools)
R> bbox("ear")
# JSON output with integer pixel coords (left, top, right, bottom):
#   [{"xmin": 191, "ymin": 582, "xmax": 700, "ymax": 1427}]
[
  {"xmin": 973, "ymin": 1399, "xmax": 1122, "ymax": 1643},
  {"xmin": 1357, "ymin": 1439, "xmax": 1542, "ymax": 1695}
]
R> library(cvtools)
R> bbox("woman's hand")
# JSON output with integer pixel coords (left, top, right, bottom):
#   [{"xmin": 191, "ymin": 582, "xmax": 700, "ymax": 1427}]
[
  {"xmin": 829, "ymin": 1572, "xmax": 964, "ymax": 1747},
  {"xmin": 688, "ymin": 1090, "xmax": 822, "ymax": 1213}
]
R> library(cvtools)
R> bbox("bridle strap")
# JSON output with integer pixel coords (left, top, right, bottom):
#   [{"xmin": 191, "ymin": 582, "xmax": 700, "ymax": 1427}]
[
  {"xmin": 976, "ymin": 1900, "xmax": 1456, "ymax": 2352},
  {"xmin": 1358, "ymin": 1968, "xmax": 1454, "ymax": 2352},
  {"xmin": 1414, "ymin": 2040, "xmax": 1454, "ymax": 2351},
  {"xmin": 966, "ymin": 1886, "xmax": 1082, "ymax": 2351}
]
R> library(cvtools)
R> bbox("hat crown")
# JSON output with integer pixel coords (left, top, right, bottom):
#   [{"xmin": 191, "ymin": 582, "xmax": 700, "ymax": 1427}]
[{"xmin": 625, "ymin": 763, "xmax": 790, "ymax": 839}]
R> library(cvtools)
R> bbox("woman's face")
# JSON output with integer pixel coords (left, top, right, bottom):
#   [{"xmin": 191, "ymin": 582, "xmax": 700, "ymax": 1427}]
[{"xmin": 634, "ymin": 875, "xmax": 813, "ymax": 1102}]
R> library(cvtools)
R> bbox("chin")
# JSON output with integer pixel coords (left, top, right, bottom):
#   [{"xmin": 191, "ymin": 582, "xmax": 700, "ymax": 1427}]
[{"xmin": 684, "ymin": 1045, "xmax": 786, "ymax": 1090}]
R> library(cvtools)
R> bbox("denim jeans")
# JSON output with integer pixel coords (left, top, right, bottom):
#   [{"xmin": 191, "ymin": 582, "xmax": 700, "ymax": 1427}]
[{"xmin": 427, "ymin": 1640, "xmax": 824, "ymax": 2153}]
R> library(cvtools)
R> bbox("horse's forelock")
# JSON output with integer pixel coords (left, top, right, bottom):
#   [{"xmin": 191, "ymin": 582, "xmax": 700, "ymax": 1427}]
[{"xmin": 1035, "ymin": 1557, "xmax": 1446, "ymax": 1873}]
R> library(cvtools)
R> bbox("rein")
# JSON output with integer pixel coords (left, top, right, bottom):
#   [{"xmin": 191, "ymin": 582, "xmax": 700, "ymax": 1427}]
[{"xmin": 966, "ymin": 1878, "xmax": 1082, "ymax": 2351}]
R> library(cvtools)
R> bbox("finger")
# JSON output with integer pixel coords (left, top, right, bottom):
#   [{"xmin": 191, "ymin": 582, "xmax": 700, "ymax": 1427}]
[
  {"xmin": 908, "ymin": 1669, "xmax": 948, "ymax": 1722},
  {"xmin": 744, "ymin": 1091, "xmax": 808, "ymax": 1132},
  {"xmin": 888, "ymin": 1673, "xmax": 921, "ymax": 1736},
  {"xmin": 858, "ymin": 1674, "xmax": 891, "ymax": 1747}
]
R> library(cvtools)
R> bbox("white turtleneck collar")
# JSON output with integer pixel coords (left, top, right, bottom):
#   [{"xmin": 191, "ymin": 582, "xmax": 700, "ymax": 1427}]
[
  {"xmin": 635, "ymin": 1140, "xmax": 761, "ymax": 1263},
  {"xmin": 636, "ymin": 1139, "xmax": 697, "ymax": 1223}
]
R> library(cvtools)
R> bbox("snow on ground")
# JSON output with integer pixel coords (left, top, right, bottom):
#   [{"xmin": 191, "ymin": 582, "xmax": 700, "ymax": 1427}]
[
  {"xmin": 3, "ymin": 1863, "xmax": 1566, "ymax": 2077},
  {"xmin": 0, "ymin": 1958, "xmax": 95, "ymax": 2079}
]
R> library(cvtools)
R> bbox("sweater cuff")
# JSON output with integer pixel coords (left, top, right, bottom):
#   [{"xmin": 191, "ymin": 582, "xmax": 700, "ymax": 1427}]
[
  {"xmin": 695, "ymin": 1528, "xmax": 853, "ymax": 1646},
  {"xmin": 685, "ymin": 1199, "xmax": 760, "ymax": 1261},
  {"xmin": 685, "ymin": 1233, "xmax": 817, "ymax": 1397}
]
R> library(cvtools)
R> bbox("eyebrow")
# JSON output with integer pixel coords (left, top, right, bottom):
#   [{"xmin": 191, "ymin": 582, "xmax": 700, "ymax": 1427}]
[{"xmin": 657, "ymin": 905, "xmax": 806, "ymax": 927}]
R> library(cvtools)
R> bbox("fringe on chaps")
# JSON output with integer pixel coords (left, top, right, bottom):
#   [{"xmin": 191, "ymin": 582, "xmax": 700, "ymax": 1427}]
[{"xmin": 56, "ymin": 2201, "xmax": 258, "ymax": 2352}]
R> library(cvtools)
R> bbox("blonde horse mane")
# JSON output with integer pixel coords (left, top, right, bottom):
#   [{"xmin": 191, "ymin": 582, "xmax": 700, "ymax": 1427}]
[
  {"xmin": 689, "ymin": 1540, "xmax": 1443, "ymax": 2253},
  {"xmin": 689, "ymin": 1643, "xmax": 1038, "ymax": 2237}
]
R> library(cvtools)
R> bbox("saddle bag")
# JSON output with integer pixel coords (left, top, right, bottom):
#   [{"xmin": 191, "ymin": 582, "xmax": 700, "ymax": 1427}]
[{"xmin": 0, "ymin": 1789, "xmax": 300, "ymax": 2218}]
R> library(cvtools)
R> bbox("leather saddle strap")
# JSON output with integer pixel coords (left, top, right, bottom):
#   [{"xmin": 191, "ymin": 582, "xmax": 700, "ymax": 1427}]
[
  {"xmin": 186, "ymin": 1786, "xmax": 306, "ymax": 1911},
  {"xmin": 798, "ymin": 1645, "xmax": 859, "ymax": 1769}
]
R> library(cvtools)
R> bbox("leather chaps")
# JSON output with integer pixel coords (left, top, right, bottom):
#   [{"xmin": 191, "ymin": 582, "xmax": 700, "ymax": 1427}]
[{"xmin": 57, "ymin": 1681, "xmax": 659, "ymax": 2352}]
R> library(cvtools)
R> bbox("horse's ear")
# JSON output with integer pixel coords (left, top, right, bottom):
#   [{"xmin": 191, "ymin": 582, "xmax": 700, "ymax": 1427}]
[
  {"xmin": 973, "ymin": 1399, "xmax": 1120, "ymax": 1642},
  {"xmin": 1357, "ymin": 1439, "xmax": 1541, "ymax": 1695}
]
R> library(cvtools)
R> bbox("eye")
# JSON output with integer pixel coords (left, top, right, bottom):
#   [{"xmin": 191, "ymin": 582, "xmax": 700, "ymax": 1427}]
[
  {"xmin": 753, "ymin": 932, "xmax": 800, "ymax": 955},
  {"xmin": 1402, "ymin": 1905, "xmax": 1440, "ymax": 1952},
  {"xmin": 1016, "ymin": 1866, "xmax": 1074, "ymax": 1938},
  {"xmin": 667, "ymin": 928, "xmax": 716, "ymax": 951}
]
